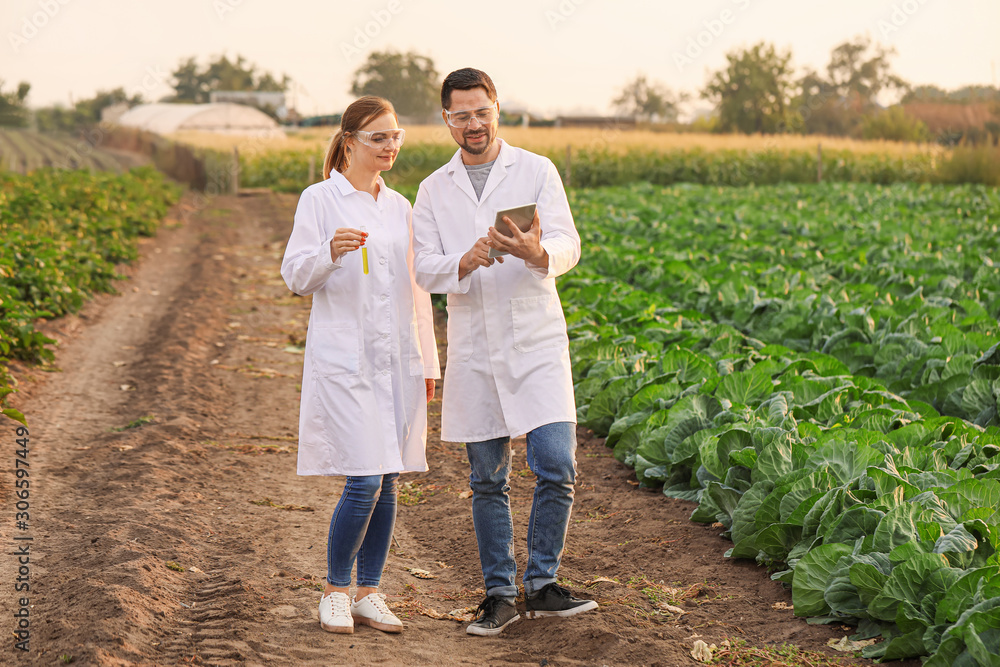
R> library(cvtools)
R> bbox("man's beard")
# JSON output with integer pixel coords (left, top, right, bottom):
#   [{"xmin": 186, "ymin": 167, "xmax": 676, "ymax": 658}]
[{"xmin": 461, "ymin": 126, "xmax": 495, "ymax": 155}]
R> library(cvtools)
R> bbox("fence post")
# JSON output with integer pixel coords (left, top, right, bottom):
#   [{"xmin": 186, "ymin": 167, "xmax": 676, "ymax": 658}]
[
  {"xmin": 817, "ymin": 142, "xmax": 823, "ymax": 183},
  {"xmin": 232, "ymin": 147, "xmax": 240, "ymax": 196},
  {"xmin": 308, "ymin": 154, "xmax": 316, "ymax": 184},
  {"xmin": 565, "ymin": 144, "xmax": 572, "ymax": 188}
]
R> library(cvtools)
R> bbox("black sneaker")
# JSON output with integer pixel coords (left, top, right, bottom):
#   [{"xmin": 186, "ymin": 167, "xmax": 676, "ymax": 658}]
[
  {"xmin": 524, "ymin": 583, "xmax": 598, "ymax": 619},
  {"xmin": 466, "ymin": 596, "xmax": 520, "ymax": 636}
]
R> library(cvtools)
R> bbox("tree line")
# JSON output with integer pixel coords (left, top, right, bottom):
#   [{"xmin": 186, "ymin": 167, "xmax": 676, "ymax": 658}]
[
  {"xmin": 0, "ymin": 55, "xmax": 291, "ymax": 133},
  {"xmin": 615, "ymin": 36, "xmax": 999, "ymax": 145},
  {"xmin": 2, "ymin": 40, "xmax": 998, "ymax": 145}
]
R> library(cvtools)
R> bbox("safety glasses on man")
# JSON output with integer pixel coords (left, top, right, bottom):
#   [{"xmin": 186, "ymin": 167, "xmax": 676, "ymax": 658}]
[
  {"xmin": 352, "ymin": 128, "xmax": 406, "ymax": 149},
  {"xmin": 443, "ymin": 103, "xmax": 498, "ymax": 128}
]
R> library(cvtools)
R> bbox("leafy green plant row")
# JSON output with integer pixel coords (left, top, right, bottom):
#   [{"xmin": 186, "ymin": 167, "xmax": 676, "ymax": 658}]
[
  {"xmin": 569, "ymin": 182, "xmax": 1000, "ymax": 425},
  {"xmin": 560, "ymin": 180, "xmax": 1000, "ymax": 662},
  {"xmin": 565, "ymin": 147, "xmax": 946, "ymax": 188},
  {"xmin": 234, "ymin": 143, "xmax": 998, "ymax": 194},
  {"xmin": 0, "ymin": 128, "xmax": 124, "ymax": 173},
  {"xmin": 237, "ymin": 144, "xmax": 457, "ymax": 193},
  {"xmin": 562, "ymin": 272, "xmax": 1000, "ymax": 663},
  {"xmin": 0, "ymin": 166, "xmax": 181, "ymax": 424}
]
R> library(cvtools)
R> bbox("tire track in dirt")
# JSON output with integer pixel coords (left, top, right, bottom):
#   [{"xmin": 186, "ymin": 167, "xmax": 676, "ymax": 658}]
[
  {"xmin": 2, "ymin": 190, "xmax": 910, "ymax": 666},
  {"xmin": 160, "ymin": 570, "xmax": 261, "ymax": 665},
  {"xmin": 1, "ymin": 194, "xmax": 248, "ymax": 665}
]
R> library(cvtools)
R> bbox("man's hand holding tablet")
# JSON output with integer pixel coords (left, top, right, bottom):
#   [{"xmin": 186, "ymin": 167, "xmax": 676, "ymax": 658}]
[{"xmin": 487, "ymin": 203, "xmax": 538, "ymax": 259}]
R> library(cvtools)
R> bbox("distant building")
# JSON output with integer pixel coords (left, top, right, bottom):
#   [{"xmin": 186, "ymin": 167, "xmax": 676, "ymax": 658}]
[
  {"xmin": 209, "ymin": 91, "xmax": 287, "ymax": 120},
  {"xmin": 101, "ymin": 102, "xmax": 130, "ymax": 124},
  {"xmin": 554, "ymin": 116, "xmax": 637, "ymax": 128},
  {"xmin": 297, "ymin": 114, "xmax": 342, "ymax": 128},
  {"xmin": 902, "ymin": 102, "xmax": 1000, "ymax": 143},
  {"xmin": 116, "ymin": 103, "xmax": 285, "ymax": 136},
  {"xmin": 502, "ymin": 105, "xmax": 532, "ymax": 127}
]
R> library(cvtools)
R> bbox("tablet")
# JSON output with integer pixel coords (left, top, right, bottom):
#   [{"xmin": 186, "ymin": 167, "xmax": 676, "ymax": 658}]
[{"xmin": 488, "ymin": 203, "xmax": 536, "ymax": 258}]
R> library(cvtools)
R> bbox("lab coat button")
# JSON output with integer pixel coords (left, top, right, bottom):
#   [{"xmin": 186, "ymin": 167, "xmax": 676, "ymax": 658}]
[
  {"xmin": 380, "ymin": 294, "xmax": 387, "ymax": 302},
  {"xmin": 379, "ymin": 257, "xmax": 386, "ymax": 265}
]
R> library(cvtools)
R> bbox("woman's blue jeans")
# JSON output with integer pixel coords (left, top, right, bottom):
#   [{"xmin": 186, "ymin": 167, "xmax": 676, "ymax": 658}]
[
  {"xmin": 326, "ymin": 473, "xmax": 398, "ymax": 588},
  {"xmin": 466, "ymin": 422, "xmax": 577, "ymax": 599}
]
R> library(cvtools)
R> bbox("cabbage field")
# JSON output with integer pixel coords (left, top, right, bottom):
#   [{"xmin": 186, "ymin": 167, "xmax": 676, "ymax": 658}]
[{"xmin": 564, "ymin": 182, "xmax": 1000, "ymax": 663}]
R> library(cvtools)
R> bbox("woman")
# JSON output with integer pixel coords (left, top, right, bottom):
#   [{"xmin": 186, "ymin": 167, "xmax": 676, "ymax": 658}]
[{"xmin": 280, "ymin": 96, "xmax": 440, "ymax": 635}]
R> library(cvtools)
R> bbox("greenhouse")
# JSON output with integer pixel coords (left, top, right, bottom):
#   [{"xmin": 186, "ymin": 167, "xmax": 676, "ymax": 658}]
[{"xmin": 116, "ymin": 102, "xmax": 284, "ymax": 135}]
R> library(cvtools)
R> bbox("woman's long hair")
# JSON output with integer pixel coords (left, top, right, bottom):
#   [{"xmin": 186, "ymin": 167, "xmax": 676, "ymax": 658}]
[{"xmin": 323, "ymin": 96, "xmax": 397, "ymax": 179}]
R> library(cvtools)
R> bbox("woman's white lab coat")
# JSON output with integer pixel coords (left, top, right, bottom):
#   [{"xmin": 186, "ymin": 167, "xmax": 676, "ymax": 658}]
[
  {"xmin": 281, "ymin": 170, "xmax": 440, "ymax": 476},
  {"xmin": 411, "ymin": 139, "xmax": 580, "ymax": 443}
]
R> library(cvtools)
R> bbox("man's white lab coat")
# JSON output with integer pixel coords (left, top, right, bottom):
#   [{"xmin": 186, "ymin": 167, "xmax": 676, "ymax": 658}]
[{"xmin": 412, "ymin": 139, "xmax": 580, "ymax": 442}]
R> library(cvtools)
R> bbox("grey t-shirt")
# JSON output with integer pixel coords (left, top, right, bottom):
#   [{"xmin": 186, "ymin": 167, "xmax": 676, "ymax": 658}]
[{"xmin": 465, "ymin": 159, "xmax": 496, "ymax": 200}]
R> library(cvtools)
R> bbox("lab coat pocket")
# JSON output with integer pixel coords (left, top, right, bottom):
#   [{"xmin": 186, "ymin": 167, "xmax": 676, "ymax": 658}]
[
  {"xmin": 310, "ymin": 324, "xmax": 361, "ymax": 377},
  {"xmin": 409, "ymin": 320, "xmax": 425, "ymax": 376},
  {"xmin": 511, "ymin": 294, "xmax": 568, "ymax": 353},
  {"xmin": 446, "ymin": 305, "xmax": 473, "ymax": 363}
]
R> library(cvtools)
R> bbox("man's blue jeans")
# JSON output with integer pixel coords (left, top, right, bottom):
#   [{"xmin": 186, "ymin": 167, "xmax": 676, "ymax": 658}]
[
  {"xmin": 326, "ymin": 473, "xmax": 398, "ymax": 588},
  {"xmin": 466, "ymin": 422, "xmax": 577, "ymax": 599}
]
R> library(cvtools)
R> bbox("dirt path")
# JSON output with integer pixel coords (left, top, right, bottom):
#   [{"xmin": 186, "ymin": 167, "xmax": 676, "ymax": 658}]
[{"xmin": 1, "ymin": 191, "xmax": 908, "ymax": 666}]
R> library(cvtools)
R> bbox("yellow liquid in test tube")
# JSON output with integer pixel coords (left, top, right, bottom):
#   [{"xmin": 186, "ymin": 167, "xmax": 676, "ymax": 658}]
[{"xmin": 361, "ymin": 226, "xmax": 369, "ymax": 275}]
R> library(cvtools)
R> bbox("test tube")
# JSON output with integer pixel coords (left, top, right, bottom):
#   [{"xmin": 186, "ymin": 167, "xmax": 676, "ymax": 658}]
[{"xmin": 361, "ymin": 225, "xmax": 369, "ymax": 275}]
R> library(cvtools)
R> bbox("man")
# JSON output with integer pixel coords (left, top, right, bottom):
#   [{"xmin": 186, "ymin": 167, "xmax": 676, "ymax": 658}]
[{"xmin": 412, "ymin": 68, "xmax": 596, "ymax": 637}]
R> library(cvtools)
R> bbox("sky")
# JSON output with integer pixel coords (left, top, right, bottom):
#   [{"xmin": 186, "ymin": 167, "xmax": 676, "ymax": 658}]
[{"xmin": 3, "ymin": 0, "xmax": 998, "ymax": 119}]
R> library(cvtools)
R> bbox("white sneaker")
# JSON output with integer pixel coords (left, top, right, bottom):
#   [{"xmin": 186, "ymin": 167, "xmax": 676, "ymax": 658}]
[
  {"xmin": 319, "ymin": 592, "xmax": 354, "ymax": 634},
  {"xmin": 351, "ymin": 592, "xmax": 403, "ymax": 633}
]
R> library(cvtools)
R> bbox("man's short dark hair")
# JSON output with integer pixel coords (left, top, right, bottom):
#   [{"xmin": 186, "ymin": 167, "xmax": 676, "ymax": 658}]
[{"xmin": 441, "ymin": 68, "xmax": 497, "ymax": 109}]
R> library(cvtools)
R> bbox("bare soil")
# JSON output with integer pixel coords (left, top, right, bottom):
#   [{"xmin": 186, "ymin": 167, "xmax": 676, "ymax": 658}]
[{"xmin": 1, "ymin": 191, "xmax": 917, "ymax": 666}]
